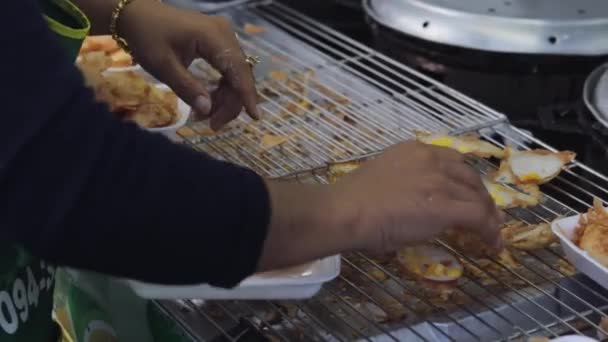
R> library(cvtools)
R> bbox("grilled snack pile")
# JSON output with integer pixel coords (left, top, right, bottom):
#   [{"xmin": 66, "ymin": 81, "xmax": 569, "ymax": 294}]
[
  {"xmin": 78, "ymin": 35, "xmax": 133, "ymax": 68},
  {"xmin": 77, "ymin": 53, "xmax": 180, "ymax": 129},
  {"xmin": 574, "ymin": 198, "xmax": 608, "ymax": 267}
]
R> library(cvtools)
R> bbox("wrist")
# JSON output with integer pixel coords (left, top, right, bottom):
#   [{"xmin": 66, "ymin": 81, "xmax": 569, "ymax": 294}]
[
  {"xmin": 114, "ymin": 0, "xmax": 160, "ymax": 46},
  {"xmin": 258, "ymin": 180, "xmax": 354, "ymax": 271}
]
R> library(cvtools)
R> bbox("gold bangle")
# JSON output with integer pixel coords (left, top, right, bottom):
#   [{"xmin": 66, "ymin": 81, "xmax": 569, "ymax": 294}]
[{"xmin": 109, "ymin": 0, "xmax": 135, "ymax": 56}]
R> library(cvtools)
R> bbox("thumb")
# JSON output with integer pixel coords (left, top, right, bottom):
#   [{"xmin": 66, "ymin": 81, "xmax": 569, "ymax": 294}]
[{"xmin": 156, "ymin": 55, "xmax": 212, "ymax": 119}]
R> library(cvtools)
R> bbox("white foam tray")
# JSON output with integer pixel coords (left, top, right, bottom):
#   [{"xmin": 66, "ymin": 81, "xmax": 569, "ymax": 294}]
[
  {"xmin": 125, "ymin": 255, "xmax": 340, "ymax": 300},
  {"xmin": 552, "ymin": 211, "xmax": 608, "ymax": 291},
  {"xmin": 551, "ymin": 336, "xmax": 598, "ymax": 342}
]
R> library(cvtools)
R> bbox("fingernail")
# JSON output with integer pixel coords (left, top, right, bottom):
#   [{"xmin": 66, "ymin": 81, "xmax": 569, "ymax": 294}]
[
  {"xmin": 194, "ymin": 95, "xmax": 212, "ymax": 116},
  {"xmin": 251, "ymin": 106, "xmax": 261, "ymax": 120}
]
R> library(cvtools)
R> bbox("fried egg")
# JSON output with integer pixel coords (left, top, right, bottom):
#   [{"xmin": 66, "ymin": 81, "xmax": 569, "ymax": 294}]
[
  {"xmin": 327, "ymin": 161, "xmax": 361, "ymax": 184},
  {"xmin": 397, "ymin": 245, "xmax": 463, "ymax": 282},
  {"xmin": 483, "ymin": 179, "xmax": 542, "ymax": 209},
  {"xmin": 415, "ymin": 131, "xmax": 504, "ymax": 158},
  {"xmin": 492, "ymin": 147, "xmax": 576, "ymax": 185}
]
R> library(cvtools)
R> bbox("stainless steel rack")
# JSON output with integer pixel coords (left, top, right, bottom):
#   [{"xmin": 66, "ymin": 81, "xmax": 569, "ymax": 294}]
[
  {"xmin": 175, "ymin": 1, "xmax": 506, "ymax": 178},
  {"xmin": 160, "ymin": 1, "xmax": 608, "ymax": 341}
]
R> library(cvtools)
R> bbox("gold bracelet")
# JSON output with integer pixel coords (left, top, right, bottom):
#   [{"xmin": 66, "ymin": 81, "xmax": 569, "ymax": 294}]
[{"xmin": 109, "ymin": 0, "xmax": 135, "ymax": 55}]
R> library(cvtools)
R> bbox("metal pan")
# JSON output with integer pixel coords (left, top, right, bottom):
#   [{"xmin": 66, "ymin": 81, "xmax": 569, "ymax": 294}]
[{"xmin": 584, "ymin": 62, "xmax": 608, "ymax": 129}]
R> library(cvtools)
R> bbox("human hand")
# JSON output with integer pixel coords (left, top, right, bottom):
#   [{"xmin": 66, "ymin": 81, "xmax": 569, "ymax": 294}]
[
  {"xmin": 331, "ymin": 141, "xmax": 504, "ymax": 253},
  {"xmin": 257, "ymin": 141, "xmax": 503, "ymax": 272},
  {"xmin": 119, "ymin": 1, "xmax": 259, "ymax": 130}
]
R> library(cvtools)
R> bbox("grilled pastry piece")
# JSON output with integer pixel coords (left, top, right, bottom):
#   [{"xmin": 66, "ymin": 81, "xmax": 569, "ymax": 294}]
[
  {"xmin": 501, "ymin": 222, "xmax": 557, "ymax": 250},
  {"xmin": 415, "ymin": 131, "xmax": 504, "ymax": 159},
  {"xmin": 491, "ymin": 147, "xmax": 576, "ymax": 185},
  {"xmin": 483, "ymin": 179, "xmax": 542, "ymax": 209}
]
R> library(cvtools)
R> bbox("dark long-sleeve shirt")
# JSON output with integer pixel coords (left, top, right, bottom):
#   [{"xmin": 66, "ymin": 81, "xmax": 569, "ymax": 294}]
[{"xmin": 0, "ymin": 0, "xmax": 270, "ymax": 288}]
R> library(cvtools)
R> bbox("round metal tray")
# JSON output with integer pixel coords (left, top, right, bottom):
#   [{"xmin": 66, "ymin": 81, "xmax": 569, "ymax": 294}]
[
  {"xmin": 584, "ymin": 62, "xmax": 608, "ymax": 129},
  {"xmin": 364, "ymin": 0, "xmax": 608, "ymax": 55}
]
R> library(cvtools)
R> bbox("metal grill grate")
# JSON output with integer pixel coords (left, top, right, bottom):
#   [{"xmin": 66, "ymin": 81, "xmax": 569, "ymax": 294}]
[
  {"xmin": 159, "ymin": 1, "xmax": 608, "ymax": 341},
  {"xmin": 160, "ymin": 125, "xmax": 608, "ymax": 341},
  {"xmin": 173, "ymin": 1, "xmax": 505, "ymax": 178}
]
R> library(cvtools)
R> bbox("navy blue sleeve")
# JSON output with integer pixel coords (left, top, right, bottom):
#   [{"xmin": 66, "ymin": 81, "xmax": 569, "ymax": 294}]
[{"xmin": 0, "ymin": 0, "xmax": 270, "ymax": 288}]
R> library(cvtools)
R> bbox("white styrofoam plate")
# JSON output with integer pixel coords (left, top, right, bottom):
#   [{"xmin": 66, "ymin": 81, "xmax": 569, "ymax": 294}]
[
  {"xmin": 125, "ymin": 255, "xmax": 340, "ymax": 300},
  {"xmin": 551, "ymin": 211, "xmax": 608, "ymax": 290},
  {"xmin": 551, "ymin": 335, "xmax": 598, "ymax": 342}
]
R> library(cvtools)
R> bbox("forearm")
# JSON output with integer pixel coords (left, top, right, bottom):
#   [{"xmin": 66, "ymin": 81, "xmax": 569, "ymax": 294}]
[
  {"xmin": 257, "ymin": 181, "xmax": 356, "ymax": 272},
  {"xmin": 2, "ymin": 0, "xmax": 270, "ymax": 288}
]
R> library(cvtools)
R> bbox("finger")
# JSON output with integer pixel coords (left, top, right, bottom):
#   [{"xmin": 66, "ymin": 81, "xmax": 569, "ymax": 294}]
[
  {"xmin": 439, "ymin": 159, "xmax": 498, "ymax": 218},
  {"xmin": 209, "ymin": 83, "xmax": 244, "ymax": 131},
  {"xmin": 443, "ymin": 181, "xmax": 483, "ymax": 203},
  {"xmin": 442, "ymin": 200, "xmax": 502, "ymax": 247},
  {"xmin": 441, "ymin": 161, "xmax": 488, "ymax": 198},
  {"xmin": 426, "ymin": 144, "xmax": 466, "ymax": 163},
  {"xmin": 442, "ymin": 180, "xmax": 502, "ymax": 232},
  {"xmin": 155, "ymin": 54, "xmax": 212, "ymax": 118},
  {"xmin": 202, "ymin": 38, "xmax": 260, "ymax": 121}
]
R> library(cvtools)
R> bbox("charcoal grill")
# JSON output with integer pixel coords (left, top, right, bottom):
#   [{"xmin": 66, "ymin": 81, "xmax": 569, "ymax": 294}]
[{"xmin": 157, "ymin": 1, "xmax": 608, "ymax": 340}]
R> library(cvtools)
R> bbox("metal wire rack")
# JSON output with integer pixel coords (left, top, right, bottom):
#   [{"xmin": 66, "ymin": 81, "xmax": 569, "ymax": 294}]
[
  {"xmin": 173, "ymin": 1, "xmax": 506, "ymax": 178},
  {"xmin": 157, "ymin": 1, "xmax": 608, "ymax": 341},
  {"xmin": 160, "ymin": 124, "xmax": 608, "ymax": 341}
]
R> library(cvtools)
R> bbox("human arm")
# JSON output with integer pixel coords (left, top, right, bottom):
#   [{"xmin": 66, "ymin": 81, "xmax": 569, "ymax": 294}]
[
  {"xmin": 4, "ymin": 0, "xmax": 502, "ymax": 287},
  {"xmin": 2, "ymin": 0, "xmax": 267, "ymax": 288}
]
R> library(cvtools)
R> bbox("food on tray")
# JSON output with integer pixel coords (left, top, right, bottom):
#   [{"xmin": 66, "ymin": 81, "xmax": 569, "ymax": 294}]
[
  {"xmin": 440, "ymin": 229, "xmax": 519, "ymax": 266},
  {"xmin": 355, "ymin": 302, "xmax": 390, "ymax": 323},
  {"xmin": 557, "ymin": 259, "xmax": 576, "ymax": 276},
  {"xmin": 444, "ymin": 220, "xmax": 554, "ymax": 258},
  {"xmin": 327, "ymin": 161, "xmax": 361, "ymax": 184},
  {"xmin": 244, "ymin": 23, "xmax": 266, "ymax": 35},
  {"xmin": 369, "ymin": 268, "xmax": 389, "ymax": 282},
  {"xmin": 78, "ymin": 35, "xmax": 133, "ymax": 67},
  {"xmin": 260, "ymin": 68, "xmax": 351, "ymax": 108},
  {"xmin": 260, "ymin": 134, "xmax": 290, "ymax": 150},
  {"xmin": 414, "ymin": 131, "xmax": 504, "ymax": 158},
  {"xmin": 599, "ymin": 316, "xmax": 608, "ymax": 341},
  {"xmin": 269, "ymin": 71, "xmax": 288, "ymax": 82},
  {"xmin": 574, "ymin": 198, "xmax": 608, "ymax": 267},
  {"xmin": 78, "ymin": 58, "xmax": 179, "ymax": 128},
  {"xmin": 501, "ymin": 222, "xmax": 557, "ymax": 250},
  {"xmin": 527, "ymin": 337, "xmax": 549, "ymax": 342},
  {"xmin": 491, "ymin": 147, "xmax": 576, "ymax": 185},
  {"xmin": 396, "ymin": 245, "xmax": 463, "ymax": 282},
  {"xmin": 441, "ymin": 229, "xmax": 496, "ymax": 257},
  {"xmin": 483, "ymin": 179, "xmax": 542, "ymax": 209},
  {"xmin": 461, "ymin": 257, "xmax": 525, "ymax": 287},
  {"xmin": 497, "ymin": 248, "xmax": 519, "ymax": 268}
]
